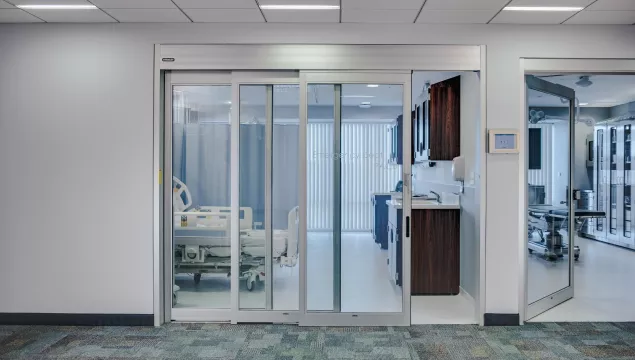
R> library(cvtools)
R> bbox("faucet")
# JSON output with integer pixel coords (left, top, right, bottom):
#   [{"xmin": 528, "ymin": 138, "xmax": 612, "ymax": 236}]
[{"xmin": 429, "ymin": 191, "xmax": 441, "ymax": 203}]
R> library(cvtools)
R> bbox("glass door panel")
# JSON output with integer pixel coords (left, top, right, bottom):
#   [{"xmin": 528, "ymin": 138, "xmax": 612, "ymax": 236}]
[
  {"xmin": 272, "ymin": 84, "xmax": 300, "ymax": 311},
  {"xmin": 171, "ymin": 84, "xmax": 232, "ymax": 311},
  {"xmin": 238, "ymin": 82, "xmax": 301, "ymax": 312},
  {"xmin": 525, "ymin": 75, "xmax": 575, "ymax": 319},
  {"xmin": 238, "ymin": 85, "xmax": 267, "ymax": 309},
  {"xmin": 340, "ymin": 84, "xmax": 403, "ymax": 313},
  {"xmin": 302, "ymin": 72, "xmax": 411, "ymax": 326},
  {"xmin": 306, "ymin": 84, "xmax": 335, "ymax": 311}
]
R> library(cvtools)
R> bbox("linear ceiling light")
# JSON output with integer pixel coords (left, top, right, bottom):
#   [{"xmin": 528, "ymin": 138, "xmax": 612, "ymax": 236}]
[
  {"xmin": 259, "ymin": 5, "xmax": 340, "ymax": 10},
  {"xmin": 17, "ymin": 4, "xmax": 97, "ymax": 9},
  {"xmin": 503, "ymin": 6, "xmax": 584, "ymax": 11}
]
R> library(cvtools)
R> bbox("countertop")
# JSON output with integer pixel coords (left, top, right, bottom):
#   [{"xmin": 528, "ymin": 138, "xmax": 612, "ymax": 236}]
[{"xmin": 387, "ymin": 199, "xmax": 460, "ymax": 210}]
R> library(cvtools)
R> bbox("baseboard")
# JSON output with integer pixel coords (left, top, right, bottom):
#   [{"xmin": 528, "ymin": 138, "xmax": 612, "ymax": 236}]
[
  {"xmin": 0, "ymin": 313, "xmax": 153, "ymax": 326},
  {"xmin": 484, "ymin": 313, "xmax": 520, "ymax": 326}
]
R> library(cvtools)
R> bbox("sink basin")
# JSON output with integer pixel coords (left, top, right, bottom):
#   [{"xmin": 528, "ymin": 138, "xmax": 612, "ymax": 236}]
[{"xmin": 415, "ymin": 199, "xmax": 441, "ymax": 205}]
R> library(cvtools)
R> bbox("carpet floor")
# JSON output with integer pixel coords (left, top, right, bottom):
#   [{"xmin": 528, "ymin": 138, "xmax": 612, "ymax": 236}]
[{"xmin": 1, "ymin": 323, "xmax": 635, "ymax": 359}]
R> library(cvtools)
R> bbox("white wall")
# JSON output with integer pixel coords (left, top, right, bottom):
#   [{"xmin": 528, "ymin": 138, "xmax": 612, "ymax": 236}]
[{"xmin": 0, "ymin": 23, "xmax": 634, "ymax": 317}]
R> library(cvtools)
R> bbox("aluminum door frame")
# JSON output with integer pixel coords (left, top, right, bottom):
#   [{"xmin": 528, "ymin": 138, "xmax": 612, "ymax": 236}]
[
  {"xmin": 164, "ymin": 71, "xmax": 234, "ymax": 323},
  {"xmin": 299, "ymin": 71, "xmax": 412, "ymax": 326},
  {"xmin": 230, "ymin": 72, "xmax": 302, "ymax": 324},
  {"xmin": 524, "ymin": 74, "xmax": 576, "ymax": 320},
  {"xmin": 154, "ymin": 44, "xmax": 486, "ymax": 326}
]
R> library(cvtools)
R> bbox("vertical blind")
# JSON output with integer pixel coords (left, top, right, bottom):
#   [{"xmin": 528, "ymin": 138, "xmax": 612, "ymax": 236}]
[{"xmin": 308, "ymin": 122, "xmax": 401, "ymax": 232}]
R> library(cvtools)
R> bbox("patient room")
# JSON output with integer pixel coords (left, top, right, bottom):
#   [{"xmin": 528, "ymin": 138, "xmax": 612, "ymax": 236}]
[{"xmin": 170, "ymin": 83, "xmax": 404, "ymax": 312}]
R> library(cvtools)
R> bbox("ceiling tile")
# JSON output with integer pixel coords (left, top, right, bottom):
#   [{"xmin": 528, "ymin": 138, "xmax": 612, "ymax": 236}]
[
  {"xmin": 587, "ymin": 0, "xmax": 635, "ymax": 11},
  {"xmin": 342, "ymin": 9, "xmax": 416, "ymax": 22},
  {"xmin": 490, "ymin": 9, "xmax": 578, "ymax": 23},
  {"xmin": 90, "ymin": 0, "xmax": 176, "ymax": 9},
  {"xmin": 262, "ymin": 9, "xmax": 339, "ymax": 22},
  {"xmin": 506, "ymin": 0, "xmax": 595, "ymax": 7},
  {"xmin": 342, "ymin": 0, "xmax": 423, "ymax": 10},
  {"xmin": 105, "ymin": 8, "xmax": 190, "ymax": 22},
  {"xmin": 0, "ymin": 9, "xmax": 43, "ymax": 21},
  {"xmin": 258, "ymin": 0, "xmax": 339, "ymax": 5},
  {"xmin": 565, "ymin": 10, "xmax": 635, "ymax": 23},
  {"xmin": 10, "ymin": 0, "xmax": 92, "ymax": 5},
  {"xmin": 25, "ymin": 9, "xmax": 116, "ymax": 22},
  {"xmin": 417, "ymin": 9, "xmax": 499, "ymax": 23},
  {"xmin": 183, "ymin": 8, "xmax": 264, "ymax": 22},
  {"xmin": 423, "ymin": 0, "xmax": 510, "ymax": 10},
  {"xmin": 0, "ymin": 1, "xmax": 14, "ymax": 8},
  {"xmin": 173, "ymin": 0, "xmax": 258, "ymax": 8}
]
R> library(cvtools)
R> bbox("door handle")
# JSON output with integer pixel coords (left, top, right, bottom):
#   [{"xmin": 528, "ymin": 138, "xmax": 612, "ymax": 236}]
[{"xmin": 406, "ymin": 216, "xmax": 410, "ymax": 237}]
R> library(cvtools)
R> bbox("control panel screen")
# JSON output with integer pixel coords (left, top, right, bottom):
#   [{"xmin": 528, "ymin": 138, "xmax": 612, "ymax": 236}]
[{"xmin": 494, "ymin": 134, "xmax": 516, "ymax": 150}]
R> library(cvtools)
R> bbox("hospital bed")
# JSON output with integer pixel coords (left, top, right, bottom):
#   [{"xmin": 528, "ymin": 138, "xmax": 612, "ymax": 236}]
[
  {"xmin": 528, "ymin": 205, "xmax": 605, "ymax": 261},
  {"xmin": 171, "ymin": 177, "xmax": 299, "ymax": 303}
]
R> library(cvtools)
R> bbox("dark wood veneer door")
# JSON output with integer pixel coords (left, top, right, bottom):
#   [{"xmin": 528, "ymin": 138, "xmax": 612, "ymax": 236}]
[
  {"xmin": 411, "ymin": 209, "xmax": 460, "ymax": 295},
  {"xmin": 429, "ymin": 76, "xmax": 461, "ymax": 160}
]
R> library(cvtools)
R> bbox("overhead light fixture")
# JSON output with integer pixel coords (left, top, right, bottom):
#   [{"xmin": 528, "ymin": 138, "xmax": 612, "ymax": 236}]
[
  {"xmin": 17, "ymin": 4, "xmax": 97, "ymax": 9},
  {"xmin": 575, "ymin": 76, "xmax": 593, "ymax": 88},
  {"xmin": 503, "ymin": 6, "xmax": 583, "ymax": 11},
  {"xmin": 367, "ymin": 84, "xmax": 380, "ymax": 88},
  {"xmin": 341, "ymin": 95, "xmax": 374, "ymax": 98},
  {"xmin": 579, "ymin": 103, "xmax": 589, "ymax": 106},
  {"xmin": 259, "ymin": 5, "xmax": 340, "ymax": 10}
]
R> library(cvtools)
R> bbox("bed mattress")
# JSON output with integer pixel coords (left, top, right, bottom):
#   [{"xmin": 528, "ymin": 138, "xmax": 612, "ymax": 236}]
[{"xmin": 174, "ymin": 229, "xmax": 289, "ymax": 258}]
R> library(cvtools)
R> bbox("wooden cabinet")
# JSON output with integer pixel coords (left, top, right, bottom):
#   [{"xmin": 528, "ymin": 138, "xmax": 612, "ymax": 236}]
[
  {"xmin": 411, "ymin": 209, "xmax": 460, "ymax": 295},
  {"xmin": 429, "ymin": 76, "xmax": 461, "ymax": 161}
]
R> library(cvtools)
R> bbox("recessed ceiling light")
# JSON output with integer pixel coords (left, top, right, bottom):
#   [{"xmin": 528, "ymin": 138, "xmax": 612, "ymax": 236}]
[
  {"xmin": 17, "ymin": 4, "xmax": 97, "ymax": 9},
  {"xmin": 579, "ymin": 103, "xmax": 589, "ymax": 106},
  {"xmin": 260, "ymin": 5, "xmax": 340, "ymax": 10},
  {"xmin": 503, "ymin": 6, "xmax": 583, "ymax": 11},
  {"xmin": 367, "ymin": 84, "xmax": 380, "ymax": 88}
]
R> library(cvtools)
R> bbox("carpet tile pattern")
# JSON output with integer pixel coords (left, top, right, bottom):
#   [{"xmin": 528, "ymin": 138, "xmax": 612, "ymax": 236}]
[{"xmin": 1, "ymin": 322, "xmax": 635, "ymax": 359}]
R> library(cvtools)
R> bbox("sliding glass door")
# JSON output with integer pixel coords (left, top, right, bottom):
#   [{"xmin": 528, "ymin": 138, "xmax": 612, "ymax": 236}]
[
  {"xmin": 300, "ymin": 72, "xmax": 412, "ymax": 326},
  {"xmin": 165, "ymin": 71, "xmax": 412, "ymax": 325},
  {"xmin": 165, "ymin": 72, "xmax": 301, "ymax": 323}
]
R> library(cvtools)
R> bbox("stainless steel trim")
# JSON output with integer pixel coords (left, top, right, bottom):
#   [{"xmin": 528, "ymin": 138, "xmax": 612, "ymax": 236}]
[
  {"xmin": 569, "ymin": 92, "xmax": 576, "ymax": 304},
  {"xmin": 333, "ymin": 84, "xmax": 342, "ymax": 313},
  {"xmin": 265, "ymin": 84, "xmax": 274, "ymax": 311},
  {"xmin": 153, "ymin": 44, "xmax": 163, "ymax": 326},
  {"xmin": 298, "ymin": 73, "xmax": 308, "ymax": 316},
  {"xmin": 401, "ymin": 75, "xmax": 413, "ymax": 327},
  {"xmin": 163, "ymin": 72, "xmax": 174, "ymax": 323},
  {"xmin": 159, "ymin": 45, "xmax": 481, "ymax": 71},
  {"xmin": 231, "ymin": 79, "xmax": 240, "ymax": 320}
]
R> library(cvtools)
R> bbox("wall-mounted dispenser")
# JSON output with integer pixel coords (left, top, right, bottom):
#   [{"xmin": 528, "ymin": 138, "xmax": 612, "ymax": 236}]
[{"xmin": 452, "ymin": 156, "xmax": 466, "ymax": 193}]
